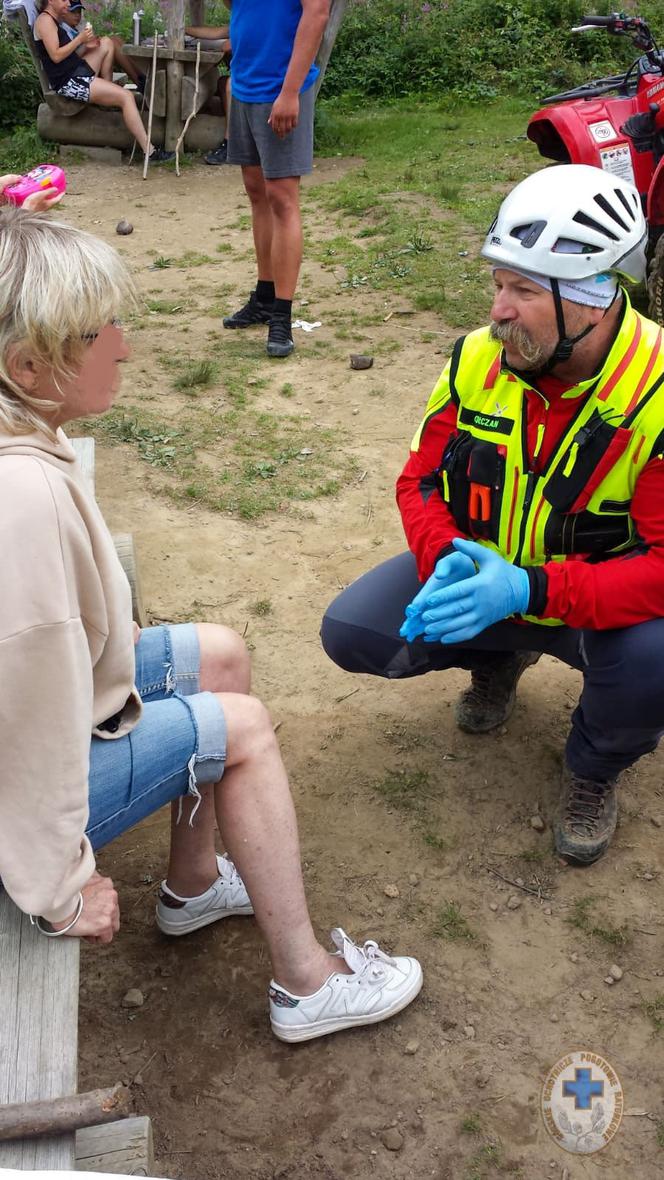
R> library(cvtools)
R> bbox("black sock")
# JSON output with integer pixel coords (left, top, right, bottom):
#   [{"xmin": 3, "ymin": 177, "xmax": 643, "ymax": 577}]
[
  {"xmin": 256, "ymin": 280, "xmax": 275, "ymax": 305},
  {"xmin": 272, "ymin": 297, "xmax": 292, "ymax": 321}
]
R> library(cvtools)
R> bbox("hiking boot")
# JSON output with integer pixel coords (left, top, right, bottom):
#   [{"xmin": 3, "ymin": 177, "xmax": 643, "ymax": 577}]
[
  {"xmin": 553, "ymin": 764, "xmax": 619, "ymax": 866},
  {"xmin": 148, "ymin": 147, "xmax": 175, "ymax": 164},
  {"xmin": 269, "ymin": 928, "xmax": 423, "ymax": 1043},
  {"xmin": 223, "ymin": 291, "xmax": 274, "ymax": 329},
  {"xmin": 155, "ymin": 853, "xmax": 254, "ymax": 935},
  {"xmin": 267, "ymin": 311, "xmax": 294, "ymax": 358},
  {"xmin": 455, "ymin": 651, "xmax": 541, "ymax": 733},
  {"xmin": 205, "ymin": 139, "xmax": 228, "ymax": 165}
]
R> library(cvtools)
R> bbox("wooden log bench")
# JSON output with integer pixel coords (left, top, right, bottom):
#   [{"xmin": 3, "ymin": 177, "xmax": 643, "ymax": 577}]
[{"xmin": 0, "ymin": 438, "xmax": 151, "ymax": 1174}]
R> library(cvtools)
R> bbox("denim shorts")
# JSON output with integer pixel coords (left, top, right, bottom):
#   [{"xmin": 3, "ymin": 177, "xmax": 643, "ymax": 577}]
[{"xmin": 86, "ymin": 624, "xmax": 226, "ymax": 851}]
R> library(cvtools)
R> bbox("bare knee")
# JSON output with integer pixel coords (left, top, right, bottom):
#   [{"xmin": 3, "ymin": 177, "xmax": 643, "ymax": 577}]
[
  {"xmin": 219, "ymin": 692, "xmax": 274, "ymax": 766},
  {"xmin": 197, "ymin": 622, "xmax": 251, "ymax": 694},
  {"xmin": 243, "ymin": 170, "xmax": 267, "ymax": 206},
  {"xmin": 265, "ymin": 181, "xmax": 299, "ymax": 221}
]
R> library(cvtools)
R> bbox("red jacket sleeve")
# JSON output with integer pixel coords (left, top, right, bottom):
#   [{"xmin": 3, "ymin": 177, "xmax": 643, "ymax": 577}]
[
  {"xmin": 396, "ymin": 361, "xmax": 467, "ymax": 580},
  {"xmin": 541, "ymin": 455, "xmax": 664, "ymax": 628}
]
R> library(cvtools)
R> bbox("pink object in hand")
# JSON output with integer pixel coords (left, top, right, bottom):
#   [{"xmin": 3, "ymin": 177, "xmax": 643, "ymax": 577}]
[{"xmin": 4, "ymin": 164, "xmax": 67, "ymax": 206}]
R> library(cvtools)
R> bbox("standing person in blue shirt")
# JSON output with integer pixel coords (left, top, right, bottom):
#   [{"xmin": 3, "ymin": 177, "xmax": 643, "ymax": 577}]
[{"xmin": 222, "ymin": 0, "xmax": 330, "ymax": 358}]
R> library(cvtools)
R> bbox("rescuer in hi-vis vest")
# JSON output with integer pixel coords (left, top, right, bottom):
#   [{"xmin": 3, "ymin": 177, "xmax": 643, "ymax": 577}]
[{"xmin": 322, "ymin": 164, "xmax": 664, "ymax": 867}]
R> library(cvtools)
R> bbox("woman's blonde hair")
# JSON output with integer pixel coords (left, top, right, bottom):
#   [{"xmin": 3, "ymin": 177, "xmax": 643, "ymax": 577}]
[{"xmin": 0, "ymin": 206, "xmax": 134, "ymax": 435}]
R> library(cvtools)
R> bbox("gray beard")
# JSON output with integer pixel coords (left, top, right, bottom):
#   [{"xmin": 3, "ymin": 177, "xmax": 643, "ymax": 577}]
[{"xmin": 490, "ymin": 320, "xmax": 548, "ymax": 368}]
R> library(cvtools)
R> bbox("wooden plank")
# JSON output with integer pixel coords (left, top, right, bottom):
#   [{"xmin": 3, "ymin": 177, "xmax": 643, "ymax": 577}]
[
  {"xmin": 0, "ymin": 891, "xmax": 79, "ymax": 1170},
  {"xmin": 71, "ymin": 437, "xmax": 96, "ymax": 496},
  {"xmin": 315, "ymin": 0, "xmax": 347, "ymax": 96},
  {"xmin": 111, "ymin": 534, "xmax": 147, "ymax": 628},
  {"xmin": 76, "ymin": 1116, "xmax": 154, "ymax": 1176}
]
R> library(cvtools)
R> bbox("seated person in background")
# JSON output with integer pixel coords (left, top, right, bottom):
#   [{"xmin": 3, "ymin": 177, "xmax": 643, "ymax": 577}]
[
  {"xmin": 60, "ymin": 0, "xmax": 146, "ymax": 92},
  {"xmin": 184, "ymin": 20, "xmax": 230, "ymax": 165},
  {"xmin": 0, "ymin": 206, "xmax": 422, "ymax": 1044},
  {"xmin": 34, "ymin": 0, "xmax": 172, "ymax": 162}
]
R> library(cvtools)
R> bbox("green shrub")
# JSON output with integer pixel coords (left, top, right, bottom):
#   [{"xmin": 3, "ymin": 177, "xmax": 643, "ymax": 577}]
[
  {"xmin": 0, "ymin": 22, "xmax": 40, "ymax": 134},
  {"xmin": 322, "ymin": 0, "xmax": 663, "ymax": 101},
  {"xmin": 0, "ymin": 125, "xmax": 55, "ymax": 174}
]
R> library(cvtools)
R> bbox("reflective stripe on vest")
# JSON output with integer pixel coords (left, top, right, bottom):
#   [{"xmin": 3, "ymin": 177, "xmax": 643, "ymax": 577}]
[{"xmin": 415, "ymin": 296, "xmax": 664, "ymax": 625}]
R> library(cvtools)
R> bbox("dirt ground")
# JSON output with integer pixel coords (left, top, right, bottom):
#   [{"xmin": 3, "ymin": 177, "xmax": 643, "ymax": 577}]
[{"xmin": 64, "ymin": 156, "xmax": 664, "ymax": 1180}]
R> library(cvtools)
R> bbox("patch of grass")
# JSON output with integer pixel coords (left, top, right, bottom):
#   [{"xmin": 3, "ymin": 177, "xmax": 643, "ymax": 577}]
[
  {"xmin": 433, "ymin": 902, "xmax": 476, "ymax": 943},
  {"xmin": 172, "ymin": 359, "xmax": 220, "ymax": 392},
  {"xmin": 173, "ymin": 251, "xmax": 215, "ymax": 268},
  {"xmin": 151, "ymin": 256, "xmax": 173, "ymax": 270},
  {"xmin": 656, "ymin": 1119, "xmax": 664, "ymax": 1147},
  {"xmin": 216, "ymin": 242, "xmax": 233, "ymax": 253},
  {"xmin": 566, "ymin": 897, "xmax": 630, "ymax": 947},
  {"xmin": 145, "ymin": 298, "xmax": 186, "ymax": 315},
  {"xmin": 460, "ymin": 1114, "xmax": 482, "ymax": 1135},
  {"xmin": 0, "ymin": 125, "xmax": 55, "ymax": 174},
  {"xmin": 280, "ymin": 382, "xmax": 294, "ymax": 398},
  {"xmin": 250, "ymin": 599, "xmax": 272, "ymax": 617},
  {"xmin": 374, "ymin": 770, "xmax": 431, "ymax": 815},
  {"xmin": 643, "ymin": 995, "xmax": 664, "ymax": 1033}
]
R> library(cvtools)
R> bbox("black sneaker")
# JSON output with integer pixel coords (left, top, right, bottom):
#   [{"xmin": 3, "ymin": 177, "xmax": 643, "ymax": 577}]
[
  {"xmin": 205, "ymin": 140, "xmax": 228, "ymax": 165},
  {"xmin": 223, "ymin": 291, "xmax": 274, "ymax": 329},
  {"xmin": 455, "ymin": 651, "xmax": 540, "ymax": 733},
  {"xmin": 267, "ymin": 311, "xmax": 294, "ymax": 358},
  {"xmin": 553, "ymin": 764, "xmax": 619, "ymax": 865},
  {"xmin": 149, "ymin": 147, "xmax": 175, "ymax": 163}
]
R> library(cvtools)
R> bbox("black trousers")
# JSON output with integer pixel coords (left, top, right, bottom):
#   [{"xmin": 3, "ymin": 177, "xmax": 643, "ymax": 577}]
[{"xmin": 321, "ymin": 550, "xmax": 664, "ymax": 782}]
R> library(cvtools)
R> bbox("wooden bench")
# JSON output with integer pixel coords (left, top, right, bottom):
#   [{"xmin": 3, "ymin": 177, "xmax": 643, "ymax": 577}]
[{"xmin": 0, "ymin": 437, "xmax": 150, "ymax": 1174}]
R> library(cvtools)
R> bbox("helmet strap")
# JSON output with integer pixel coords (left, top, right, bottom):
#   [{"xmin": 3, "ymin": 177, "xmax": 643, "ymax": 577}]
[{"xmin": 534, "ymin": 279, "xmax": 621, "ymax": 376}]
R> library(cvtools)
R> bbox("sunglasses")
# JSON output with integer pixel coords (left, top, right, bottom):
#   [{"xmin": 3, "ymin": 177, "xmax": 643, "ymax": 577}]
[{"xmin": 81, "ymin": 318, "xmax": 123, "ymax": 343}]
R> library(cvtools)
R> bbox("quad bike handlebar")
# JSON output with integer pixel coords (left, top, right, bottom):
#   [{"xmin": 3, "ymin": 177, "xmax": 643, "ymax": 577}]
[{"xmin": 542, "ymin": 12, "xmax": 662, "ymax": 104}]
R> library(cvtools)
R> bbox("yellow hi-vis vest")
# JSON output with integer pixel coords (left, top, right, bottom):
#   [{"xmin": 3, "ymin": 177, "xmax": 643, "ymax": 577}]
[{"xmin": 412, "ymin": 297, "xmax": 664, "ymax": 625}]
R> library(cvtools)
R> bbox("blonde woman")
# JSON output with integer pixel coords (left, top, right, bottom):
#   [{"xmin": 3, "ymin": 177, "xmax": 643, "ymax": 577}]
[
  {"xmin": 33, "ymin": 0, "xmax": 173, "ymax": 162},
  {"xmin": 0, "ymin": 207, "xmax": 422, "ymax": 1042}
]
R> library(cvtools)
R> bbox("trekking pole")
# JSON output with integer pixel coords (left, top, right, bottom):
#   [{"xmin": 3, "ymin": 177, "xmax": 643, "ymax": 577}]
[{"xmin": 142, "ymin": 32, "xmax": 159, "ymax": 178}]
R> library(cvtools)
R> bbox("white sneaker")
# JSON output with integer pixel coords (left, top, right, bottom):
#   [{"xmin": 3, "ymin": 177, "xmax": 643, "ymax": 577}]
[
  {"xmin": 269, "ymin": 928, "xmax": 423, "ymax": 1043},
  {"xmin": 155, "ymin": 854, "xmax": 254, "ymax": 936}
]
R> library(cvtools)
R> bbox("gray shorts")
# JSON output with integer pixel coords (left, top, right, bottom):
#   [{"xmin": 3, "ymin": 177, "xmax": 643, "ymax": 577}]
[{"xmin": 227, "ymin": 84, "xmax": 315, "ymax": 179}]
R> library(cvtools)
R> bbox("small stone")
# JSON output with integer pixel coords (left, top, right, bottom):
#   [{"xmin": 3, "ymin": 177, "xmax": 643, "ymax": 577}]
[
  {"xmin": 489, "ymin": 901, "xmax": 498, "ymax": 912},
  {"xmin": 609, "ymin": 964, "xmax": 623, "ymax": 981},
  {"xmin": 580, "ymin": 989, "xmax": 594, "ymax": 1002},
  {"xmin": 651, "ymin": 816, "xmax": 662, "ymax": 828},
  {"xmin": 643, "ymin": 872, "xmax": 654, "ymax": 881},
  {"xmin": 247, "ymin": 377, "xmax": 258, "ymax": 386},
  {"xmin": 409, "ymin": 873, "xmax": 419, "ymax": 886},
  {"xmin": 122, "ymin": 988, "xmax": 144, "ymax": 1009},
  {"xmin": 404, "ymin": 1040, "xmax": 419, "ymax": 1055},
  {"xmin": 604, "ymin": 976, "xmax": 614, "ymax": 986},
  {"xmin": 549, "ymin": 1014, "xmax": 559, "ymax": 1023},
  {"xmin": 381, "ymin": 1128, "xmax": 404, "ymax": 1152},
  {"xmin": 340, "ymin": 1130, "xmax": 349, "ymax": 1141},
  {"xmin": 384, "ymin": 883, "xmax": 400, "ymax": 898},
  {"xmin": 515, "ymin": 877, "xmax": 525, "ymax": 887},
  {"xmin": 463, "ymin": 1025, "xmax": 476, "ymax": 1039},
  {"xmin": 134, "ymin": 1073, "xmax": 144, "ymax": 1086},
  {"xmin": 350, "ymin": 354, "xmax": 374, "ymax": 370},
  {"xmin": 507, "ymin": 895, "xmax": 521, "ymax": 910},
  {"xmin": 115, "ymin": 218, "xmax": 133, "ymax": 235},
  {"xmin": 375, "ymin": 906, "xmax": 384, "ymax": 917},
  {"xmin": 570, "ymin": 953, "xmax": 579, "ymax": 963},
  {"xmin": 474, "ymin": 1069, "xmax": 490, "ymax": 1089},
  {"xmin": 530, "ymin": 815, "xmax": 546, "ymax": 832},
  {"xmin": 543, "ymin": 907, "xmax": 552, "ymax": 916}
]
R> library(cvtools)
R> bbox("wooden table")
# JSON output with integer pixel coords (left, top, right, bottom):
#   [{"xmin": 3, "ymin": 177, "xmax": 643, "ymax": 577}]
[{"xmin": 121, "ymin": 43, "xmax": 224, "ymax": 150}]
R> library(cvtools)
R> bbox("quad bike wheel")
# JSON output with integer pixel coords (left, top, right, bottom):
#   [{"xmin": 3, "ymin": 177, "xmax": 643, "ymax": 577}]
[{"xmin": 648, "ymin": 231, "xmax": 664, "ymax": 326}]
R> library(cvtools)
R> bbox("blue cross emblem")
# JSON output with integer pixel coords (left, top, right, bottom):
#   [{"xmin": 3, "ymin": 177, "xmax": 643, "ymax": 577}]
[{"xmin": 562, "ymin": 1067, "xmax": 604, "ymax": 1110}]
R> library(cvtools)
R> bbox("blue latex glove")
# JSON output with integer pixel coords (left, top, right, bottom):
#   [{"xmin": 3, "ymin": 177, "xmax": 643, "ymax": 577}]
[
  {"xmin": 420, "ymin": 538, "xmax": 530, "ymax": 645},
  {"xmin": 400, "ymin": 548, "xmax": 477, "ymax": 642}
]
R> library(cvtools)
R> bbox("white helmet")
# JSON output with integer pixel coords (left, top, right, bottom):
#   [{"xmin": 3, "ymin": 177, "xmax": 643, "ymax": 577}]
[{"xmin": 481, "ymin": 164, "xmax": 647, "ymax": 284}]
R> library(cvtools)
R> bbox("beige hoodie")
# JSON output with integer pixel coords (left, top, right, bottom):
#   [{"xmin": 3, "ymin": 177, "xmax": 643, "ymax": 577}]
[{"xmin": 0, "ymin": 427, "xmax": 141, "ymax": 922}]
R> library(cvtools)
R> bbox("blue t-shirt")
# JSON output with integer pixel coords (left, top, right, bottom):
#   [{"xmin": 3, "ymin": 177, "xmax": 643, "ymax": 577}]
[{"xmin": 230, "ymin": 0, "xmax": 319, "ymax": 104}]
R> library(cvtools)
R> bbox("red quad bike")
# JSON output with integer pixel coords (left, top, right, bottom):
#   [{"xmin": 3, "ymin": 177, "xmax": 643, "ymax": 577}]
[{"xmin": 527, "ymin": 12, "xmax": 664, "ymax": 324}]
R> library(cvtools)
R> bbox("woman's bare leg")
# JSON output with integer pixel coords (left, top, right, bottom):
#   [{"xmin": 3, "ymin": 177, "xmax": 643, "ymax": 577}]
[
  {"xmin": 89, "ymin": 77, "xmax": 150, "ymax": 153},
  {"xmin": 166, "ymin": 625, "xmax": 251, "ymax": 896}
]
